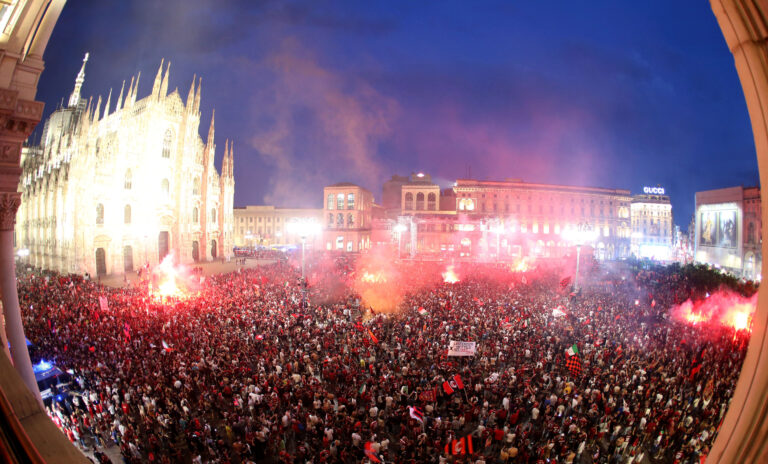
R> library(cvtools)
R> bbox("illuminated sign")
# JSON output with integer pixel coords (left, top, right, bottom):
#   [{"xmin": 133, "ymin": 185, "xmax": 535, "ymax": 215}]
[{"xmin": 643, "ymin": 186, "xmax": 665, "ymax": 195}]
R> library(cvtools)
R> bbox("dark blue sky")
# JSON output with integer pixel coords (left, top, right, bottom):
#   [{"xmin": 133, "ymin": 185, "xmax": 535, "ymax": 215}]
[{"xmin": 36, "ymin": 0, "xmax": 757, "ymax": 227}]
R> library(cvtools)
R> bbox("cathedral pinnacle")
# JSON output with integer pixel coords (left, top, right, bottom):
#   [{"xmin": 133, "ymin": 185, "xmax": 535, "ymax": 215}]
[
  {"xmin": 207, "ymin": 109, "xmax": 215, "ymax": 148},
  {"xmin": 104, "ymin": 88, "xmax": 112, "ymax": 117},
  {"xmin": 186, "ymin": 74, "xmax": 196, "ymax": 110},
  {"xmin": 152, "ymin": 58, "xmax": 164, "ymax": 98},
  {"xmin": 160, "ymin": 60, "xmax": 171, "ymax": 98},
  {"xmin": 194, "ymin": 77, "xmax": 202, "ymax": 113},
  {"xmin": 68, "ymin": 52, "xmax": 89, "ymax": 108},
  {"xmin": 117, "ymin": 80, "xmax": 125, "ymax": 111}
]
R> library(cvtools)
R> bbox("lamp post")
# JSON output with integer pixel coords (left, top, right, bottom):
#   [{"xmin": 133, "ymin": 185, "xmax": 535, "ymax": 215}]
[
  {"xmin": 562, "ymin": 222, "xmax": 597, "ymax": 291},
  {"xmin": 394, "ymin": 223, "xmax": 407, "ymax": 258},
  {"xmin": 287, "ymin": 218, "xmax": 321, "ymax": 279}
]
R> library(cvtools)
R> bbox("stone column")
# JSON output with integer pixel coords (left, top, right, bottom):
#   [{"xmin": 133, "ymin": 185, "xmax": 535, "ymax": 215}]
[{"xmin": 0, "ymin": 88, "xmax": 44, "ymax": 405}]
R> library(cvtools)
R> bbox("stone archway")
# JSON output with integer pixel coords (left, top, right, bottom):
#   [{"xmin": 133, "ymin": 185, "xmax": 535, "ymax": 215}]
[{"xmin": 709, "ymin": 1, "xmax": 768, "ymax": 462}]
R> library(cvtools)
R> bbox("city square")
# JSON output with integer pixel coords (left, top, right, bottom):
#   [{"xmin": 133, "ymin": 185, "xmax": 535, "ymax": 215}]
[{"xmin": 1, "ymin": 1, "xmax": 768, "ymax": 463}]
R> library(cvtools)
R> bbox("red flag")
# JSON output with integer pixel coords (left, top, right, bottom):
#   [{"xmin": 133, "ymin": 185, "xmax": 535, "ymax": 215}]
[
  {"xmin": 560, "ymin": 276, "xmax": 572, "ymax": 288},
  {"xmin": 364, "ymin": 442, "xmax": 381, "ymax": 463},
  {"xmin": 453, "ymin": 374, "xmax": 464, "ymax": 390},
  {"xmin": 419, "ymin": 389, "xmax": 437, "ymax": 402},
  {"xmin": 443, "ymin": 374, "xmax": 464, "ymax": 395},
  {"xmin": 445, "ymin": 434, "xmax": 475, "ymax": 455},
  {"xmin": 367, "ymin": 329, "xmax": 379, "ymax": 344},
  {"xmin": 443, "ymin": 380, "xmax": 454, "ymax": 395}
]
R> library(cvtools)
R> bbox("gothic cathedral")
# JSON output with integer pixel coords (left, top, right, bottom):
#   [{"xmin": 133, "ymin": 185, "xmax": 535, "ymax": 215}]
[{"xmin": 15, "ymin": 54, "xmax": 235, "ymax": 276}]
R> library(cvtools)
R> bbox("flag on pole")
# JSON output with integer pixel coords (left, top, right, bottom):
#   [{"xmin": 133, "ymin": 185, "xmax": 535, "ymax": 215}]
[
  {"xmin": 162, "ymin": 340, "xmax": 173, "ymax": 352},
  {"xmin": 560, "ymin": 276, "xmax": 572, "ymax": 288},
  {"xmin": 418, "ymin": 307, "xmax": 427, "ymax": 316},
  {"xmin": 442, "ymin": 374, "xmax": 464, "ymax": 395},
  {"xmin": 565, "ymin": 355, "xmax": 582, "ymax": 377},
  {"xmin": 367, "ymin": 329, "xmax": 379, "ymax": 344},
  {"xmin": 364, "ymin": 442, "xmax": 382, "ymax": 463},
  {"xmin": 689, "ymin": 347, "xmax": 705, "ymax": 379},
  {"xmin": 445, "ymin": 434, "xmax": 475, "ymax": 455},
  {"xmin": 409, "ymin": 406, "xmax": 424, "ymax": 423}
]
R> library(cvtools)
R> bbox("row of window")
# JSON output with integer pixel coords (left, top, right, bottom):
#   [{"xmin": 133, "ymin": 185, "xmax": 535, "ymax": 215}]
[
  {"xmin": 123, "ymin": 170, "xmax": 201, "ymax": 196},
  {"xmin": 327, "ymin": 193, "xmax": 355, "ymax": 210},
  {"xmin": 95, "ymin": 204, "xmax": 216, "ymax": 225},
  {"xmin": 238, "ymin": 216, "xmax": 283, "ymax": 224},
  {"xmin": 403, "ymin": 192, "xmax": 438, "ymax": 211},
  {"xmin": 328, "ymin": 213, "xmax": 355, "ymax": 228}
]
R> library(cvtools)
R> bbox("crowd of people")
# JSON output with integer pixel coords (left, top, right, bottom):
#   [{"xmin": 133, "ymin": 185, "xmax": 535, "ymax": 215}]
[{"xmin": 17, "ymin": 257, "xmax": 753, "ymax": 464}]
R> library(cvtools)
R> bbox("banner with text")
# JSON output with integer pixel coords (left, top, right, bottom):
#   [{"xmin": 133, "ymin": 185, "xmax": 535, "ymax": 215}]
[{"xmin": 448, "ymin": 340, "xmax": 476, "ymax": 357}]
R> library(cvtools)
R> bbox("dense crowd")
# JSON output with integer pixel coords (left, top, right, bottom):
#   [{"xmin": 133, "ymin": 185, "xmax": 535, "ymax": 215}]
[{"xmin": 17, "ymin": 259, "xmax": 752, "ymax": 464}]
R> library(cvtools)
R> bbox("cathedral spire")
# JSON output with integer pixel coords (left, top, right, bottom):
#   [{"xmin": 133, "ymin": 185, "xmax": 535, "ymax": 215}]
[
  {"xmin": 228, "ymin": 140, "xmax": 235, "ymax": 179},
  {"xmin": 160, "ymin": 60, "xmax": 170, "ymax": 98},
  {"xmin": 104, "ymin": 88, "xmax": 112, "ymax": 117},
  {"xmin": 206, "ymin": 109, "xmax": 215, "ymax": 148},
  {"xmin": 223, "ymin": 139, "xmax": 230, "ymax": 177},
  {"xmin": 152, "ymin": 58, "xmax": 164, "ymax": 98},
  {"xmin": 186, "ymin": 74, "xmax": 196, "ymax": 110},
  {"xmin": 116, "ymin": 80, "xmax": 125, "ymax": 111},
  {"xmin": 68, "ymin": 52, "xmax": 89, "ymax": 108},
  {"xmin": 194, "ymin": 77, "xmax": 202, "ymax": 113},
  {"xmin": 132, "ymin": 71, "xmax": 141, "ymax": 105},
  {"xmin": 125, "ymin": 76, "xmax": 135, "ymax": 107},
  {"xmin": 93, "ymin": 95, "xmax": 102, "ymax": 123}
]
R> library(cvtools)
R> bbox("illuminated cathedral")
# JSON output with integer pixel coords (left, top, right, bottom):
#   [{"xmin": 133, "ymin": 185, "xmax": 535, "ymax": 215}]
[{"xmin": 15, "ymin": 54, "xmax": 235, "ymax": 276}]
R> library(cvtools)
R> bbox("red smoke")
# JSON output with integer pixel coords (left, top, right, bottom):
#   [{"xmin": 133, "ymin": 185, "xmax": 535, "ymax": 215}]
[{"xmin": 671, "ymin": 291, "xmax": 756, "ymax": 333}]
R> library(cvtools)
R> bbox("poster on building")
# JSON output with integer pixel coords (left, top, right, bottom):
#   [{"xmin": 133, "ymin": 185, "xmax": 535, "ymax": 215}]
[
  {"xmin": 698, "ymin": 205, "xmax": 739, "ymax": 249},
  {"xmin": 448, "ymin": 340, "xmax": 476, "ymax": 356}
]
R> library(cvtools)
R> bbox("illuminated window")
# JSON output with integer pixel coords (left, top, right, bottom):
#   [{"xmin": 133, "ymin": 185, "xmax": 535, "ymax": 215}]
[
  {"xmin": 162, "ymin": 129, "xmax": 173, "ymax": 158},
  {"xmin": 554, "ymin": 224, "xmax": 560, "ymax": 234},
  {"xmin": 336, "ymin": 236, "xmax": 344, "ymax": 250},
  {"xmin": 337, "ymin": 213, "xmax": 343, "ymax": 227},
  {"xmin": 521, "ymin": 223, "xmax": 527, "ymax": 233},
  {"xmin": 347, "ymin": 241, "xmax": 353, "ymax": 252},
  {"xmin": 347, "ymin": 214, "xmax": 354, "ymax": 227},
  {"xmin": 533, "ymin": 223, "xmax": 539, "ymax": 234},
  {"xmin": 347, "ymin": 193, "xmax": 355, "ymax": 209},
  {"xmin": 428, "ymin": 193, "xmax": 437, "ymax": 210},
  {"xmin": 192, "ymin": 207, "xmax": 198, "ymax": 224},
  {"xmin": 211, "ymin": 209, "xmax": 216, "ymax": 223},
  {"xmin": 337, "ymin": 193, "xmax": 344, "ymax": 209},
  {"xmin": 124, "ymin": 205, "xmax": 131, "ymax": 224},
  {"xmin": 405, "ymin": 192, "xmax": 414, "ymax": 210},
  {"xmin": 543, "ymin": 223, "xmax": 549, "ymax": 234},
  {"xmin": 416, "ymin": 192, "xmax": 425, "ymax": 210},
  {"xmin": 96, "ymin": 203, "xmax": 104, "ymax": 225},
  {"xmin": 193, "ymin": 177, "xmax": 200, "ymax": 195},
  {"xmin": 124, "ymin": 170, "xmax": 132, "ymax": 189},
  {"xmin": 327, "ymin": 194, "xmax": 334, "ymax": 210},
  {"xmin": 604, "ymin": 226, "xmax": 610, "ymax": 237},
  {"xmin": 328, "ymin": 213, "xmax": 334, "ymax": 227}
]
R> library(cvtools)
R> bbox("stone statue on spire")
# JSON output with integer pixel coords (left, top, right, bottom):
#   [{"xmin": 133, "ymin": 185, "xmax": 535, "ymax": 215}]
[{"xmin": 68, "ymin": 52, "xmax": 89, "ymax": 108}]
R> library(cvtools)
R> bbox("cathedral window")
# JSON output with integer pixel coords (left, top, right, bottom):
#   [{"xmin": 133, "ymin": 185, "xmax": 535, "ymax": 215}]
[
  {"xmin": 192, "ymin": 207, "xmax": 199, "ymax": 224},
  {"xmin": 161, "ymin": 179, "xmax": 170, "ymax": 200},
  {"xmin": 162, "ymin": 129, "xmax": 173, "ymax": 158},
  {"xmin": 124, "ymin": 170, "xmax": 132, "ymax": 189},
  {"xmin": 124, "ymin": 205, "xmax": 131, "ymax": 224},
  {"xmin": 193, "ymin": 177, "xmax": 200, "ymax": 195},
  {"xmin": 96, "ymin": 203, "xmax": 104, "ymax": 225},
  {"xmin": 211, "ymin": 208, "xmax": 216, "ymax": 223}
]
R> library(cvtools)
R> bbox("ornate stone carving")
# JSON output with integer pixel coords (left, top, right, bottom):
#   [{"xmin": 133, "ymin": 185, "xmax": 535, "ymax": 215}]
[
  {"xmin": 0, "ymin": 140, "xmax": 21, "ymax": 164},
  {"xmin": 0, "ymin": 192, "xmax": 21, "ymax": 230}
]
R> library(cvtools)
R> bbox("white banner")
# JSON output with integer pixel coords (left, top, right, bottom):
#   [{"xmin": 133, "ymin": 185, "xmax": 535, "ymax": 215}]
[
  {"xmin": 98, "ymin": 296, "xmax": 109, "ymax": 312},
  {"xmin": 448, "ymin": 340, "xmax": 476, "ymax": 357}
]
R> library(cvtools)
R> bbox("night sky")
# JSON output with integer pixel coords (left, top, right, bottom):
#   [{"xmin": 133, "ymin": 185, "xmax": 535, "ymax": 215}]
[{"xmin": 36, "ymin": 0, "xmax": 758, "ymax": 228}]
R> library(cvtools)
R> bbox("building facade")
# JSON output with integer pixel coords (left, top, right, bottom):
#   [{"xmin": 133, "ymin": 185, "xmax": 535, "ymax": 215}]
[
  {"xmin": 16, "ymin": 55, "xmax": 235, "ymax": 276},
  {"xmin": 630, "ymin": 190, "xmax": 673, "ymax": 260},
  {"xmin": 694, "ymin": 185, "xmax": 761, "ymax": 279},
  {"xmin": 323, "ymin": 183, "xmax": 374, "ymax": 252},
  {"xmin": 233, "ymin": 205, "xmax": 322, "ymax": 248}
]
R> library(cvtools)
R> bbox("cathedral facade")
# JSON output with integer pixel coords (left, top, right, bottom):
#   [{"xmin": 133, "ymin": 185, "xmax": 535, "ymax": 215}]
[{"xmin": 15, "ymin": 54, "xmax": 235, "ymax": 276}]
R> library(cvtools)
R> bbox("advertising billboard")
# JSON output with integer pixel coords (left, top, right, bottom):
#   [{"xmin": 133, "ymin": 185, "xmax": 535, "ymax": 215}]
[{"xmin": 698, "ymin": 204, "xmax": 739, "ymax": 249}]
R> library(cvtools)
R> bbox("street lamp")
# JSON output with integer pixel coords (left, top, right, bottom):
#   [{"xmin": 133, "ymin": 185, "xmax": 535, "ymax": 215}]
[
  {"xmin": 562, "ymin": 222, "xmax": 597, "ymax": 291},
  {"xmin": 394, "ymin": 223, "xmax": 407, "ymax": 258},
  {"xmin": 286, "ymin": 218, "xmax": 322, "ymax": 279}
]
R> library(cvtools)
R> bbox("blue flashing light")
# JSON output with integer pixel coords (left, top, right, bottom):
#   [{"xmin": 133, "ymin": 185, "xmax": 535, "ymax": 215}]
[{"xmin": 33, "ymin": 359, "xmax": 53, "ymax": 373}]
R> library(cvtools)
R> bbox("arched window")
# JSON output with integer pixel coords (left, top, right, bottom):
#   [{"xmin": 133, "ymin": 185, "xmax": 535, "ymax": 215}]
[
  {"xmin": 211, "ymin": 208, "xmax": 216, "ymax": 223},
  {"xmin": 161, "ymin": 179, "xmax": 170, "ymax": 200},
  {"xmin": 416, "ymin": 192, "xmax": 425, "ymax": 210},
  {"xmin": 404, "ymin": 192, "xmax": 414, "ymax": 210},
  {"xmin": 162, "ymin": 129, "xmax": 173, "ymax": 158},
  {"xmin": 193, "ymin": 177, "xmax": 200, "ymax": 196},
  {"xmin": 347, "ymin": 213, "xmax": 354, "ymax": 227},
  {"xmin": 327, "ymin": 194, "xmax": 334, "ymax": 210},
  {"xmin": 427, "ymin": 192, "xmax": 437, "ymax": 210},
  {"xmin": 96, "ymin": 203, "xmax": 104, "ymax": 225},
  {"xmin": 336, "ymin": 213, "xmax": 343, "ymax": 227},
  {"xmin": 192, "ymin": 207, "xmax": 199, "ymax": 224},
  {"xmin": 124, "ymin": 204, "xmax": 131, "ymax": 224},
  {"xmin": 124, "ymin": 169, "xmax": 132, "ymax": 190}
]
